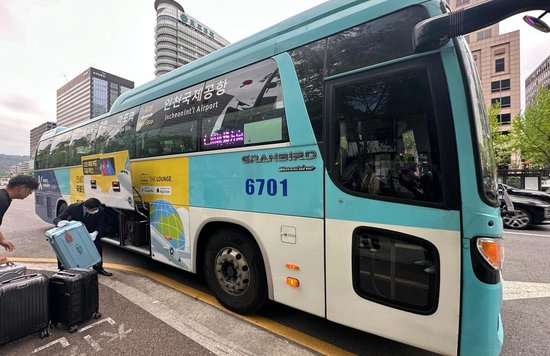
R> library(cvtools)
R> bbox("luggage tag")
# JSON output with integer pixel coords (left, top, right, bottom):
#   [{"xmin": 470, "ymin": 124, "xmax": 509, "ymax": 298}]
[{"xmin": 64, "ymin": 231, "xmax": 74, "ymax": 243}]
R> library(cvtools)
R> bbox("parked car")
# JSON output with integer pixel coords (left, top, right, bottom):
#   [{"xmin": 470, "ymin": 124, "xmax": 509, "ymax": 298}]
[{"xmin": 499, "ymin": 184, "xmax": 550, "ymax": 229}]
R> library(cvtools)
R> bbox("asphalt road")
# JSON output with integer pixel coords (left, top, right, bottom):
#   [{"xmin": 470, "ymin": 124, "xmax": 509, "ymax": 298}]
[{"xmin": 2, "ymin": 194, "xmax": 550, "ymax": 355}]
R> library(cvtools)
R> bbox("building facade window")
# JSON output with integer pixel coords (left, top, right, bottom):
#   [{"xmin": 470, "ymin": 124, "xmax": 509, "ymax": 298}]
[
  {"xmin": 491, "ymin": 96, "xmax": 511, "ymax": 108},
  {"xmin": 497, "ymin": 114, "xmax": 511, "ymax": 124},
  {"xmin": 477, "ymin": 29, "xmax": 492, "ymax": 41},
  {"xmin": 92, "ymin": 78, "xmax": 109, "ymax": 118},
  {"xmin": 491, "ymin": 79, "xmax": 510, "ymax": 92},
  {"xmin": 495, "ymin": 58, "xmax": 505, "ymax": 73}
]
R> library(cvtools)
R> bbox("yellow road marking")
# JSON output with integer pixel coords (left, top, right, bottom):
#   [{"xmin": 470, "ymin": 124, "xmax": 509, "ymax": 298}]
[{"xmin": 10, "ymin": 257, "xmax": 353, "ymax": 356}]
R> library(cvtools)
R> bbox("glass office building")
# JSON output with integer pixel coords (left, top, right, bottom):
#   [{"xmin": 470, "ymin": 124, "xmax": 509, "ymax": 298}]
[
  {"xmin": 154, "ymin": 0, "xmax": 230, "ymax": 76},
  {"xmin": 56, "ymin": 67, "xmax": 134, "ymax": 128}
]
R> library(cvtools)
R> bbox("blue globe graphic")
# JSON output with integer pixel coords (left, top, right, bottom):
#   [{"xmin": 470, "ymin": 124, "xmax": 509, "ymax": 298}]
[{"xmin": 150, "ymin": 199, "xmax": 185, "ymax": 250}]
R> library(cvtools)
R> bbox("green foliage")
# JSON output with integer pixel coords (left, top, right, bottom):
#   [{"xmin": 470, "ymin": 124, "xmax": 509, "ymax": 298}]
[
  {"xmin": 487, "ymin": 102, "xmax": 512, "ymax": 168},
  {"xmin": 512, "ymin": 87, "xmax": 550, "ymax": 168}
]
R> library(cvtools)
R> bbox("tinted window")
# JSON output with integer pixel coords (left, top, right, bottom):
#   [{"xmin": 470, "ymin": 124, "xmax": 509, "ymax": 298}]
[
  {"xmin": 96, "ymin": 108, "xmax": 139, "ymax": 158},
  {"xmin": 35, "ymin": 138, "xmax": 53, "ymax": 170},
  {"xmin": 353, "ymin": 228, "xmax": 439, "ymax": 314},
  {"xmin": 48, "ymin": 131, "xmax": 73, "ymax": 168},
  {"xmin": 68, "ymin": 122, "xmax": 100, "ymax": 166},
  {"xmin": 136, "ymin": 85, "xmax": 200, "ymax": 158},
  {"xmin": 200, "ymin": 59, "xmax": 288, "ymax": 150},
  {"xmin": 325, "ymin": 6, "xmax": 429, "ymax": 77},
  {"xmin": 495, "ymin": 58, "xmax": 505, "ymax": 73},
  {"xmin": 290, "ymin": 39, "xmax": 327, "ymax": 142},
  {"xmin": 332, "ymin": 67, "xmax": 442, "ymax": 204}
]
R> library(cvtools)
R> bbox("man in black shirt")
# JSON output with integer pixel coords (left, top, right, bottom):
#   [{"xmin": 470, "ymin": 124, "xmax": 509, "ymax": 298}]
[
  {"xmin": 53, "ymin": 198, "xmax": 113, "ymax": 276},
  {"xmin": 0, "ymin": 175, "xmax": 39, "ymax": 263}
]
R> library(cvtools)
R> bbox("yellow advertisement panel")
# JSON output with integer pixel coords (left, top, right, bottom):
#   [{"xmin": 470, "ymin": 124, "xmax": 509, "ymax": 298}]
[
  {"xmin": 130, "ymin": 157, "xmax": 189, "ymax": 206},
  {"xmin": 130, "ymin": 157, "xmax": 191, "ymax": 270},
  {"xmin": 81, "ymin": 150, "xmax": 134, "ymax": 210},
  {"xmin": 69, "ymin": 167, "xmax": 85, "ymax": 203}
]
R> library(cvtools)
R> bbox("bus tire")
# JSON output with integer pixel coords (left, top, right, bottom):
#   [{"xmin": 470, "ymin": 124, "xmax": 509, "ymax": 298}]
[{"xmin": 204, "ymin": 228, "xmax": 267, "ymax": 314}]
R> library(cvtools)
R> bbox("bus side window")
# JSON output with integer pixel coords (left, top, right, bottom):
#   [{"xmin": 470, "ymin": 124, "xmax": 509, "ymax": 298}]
[
  {"xmin": 49, "ymin": 131, "xmax": 73, "ymax": 168},
  {"xmin": 331, "ymin": 65, "xmax": 442, "ymax": 204},
  {"xmin": 35, "ymin": 138, "xmax": 53, "ymax": 170}
]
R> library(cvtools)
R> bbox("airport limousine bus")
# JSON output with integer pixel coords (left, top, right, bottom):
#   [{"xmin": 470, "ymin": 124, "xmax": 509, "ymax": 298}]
[{"xmin": 34, "ymin": 0, "xmax": 549, "ymax": 354}]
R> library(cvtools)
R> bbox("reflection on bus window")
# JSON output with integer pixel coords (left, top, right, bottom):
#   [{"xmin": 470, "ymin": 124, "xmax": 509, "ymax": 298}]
[
  {"xmin": 136, "ymin": 84, "xmax": 200, "ymax": 158},
  {"xmin": 333, "ymin": 67, "xmax": 442, "ymax": 203},
  {"xmin": 35, "ymin": 138, "xmax": 53, "ymax": 170},
  {"xmin": 49, "ymin": 131, "xmax": 72, "ymax": 168}
]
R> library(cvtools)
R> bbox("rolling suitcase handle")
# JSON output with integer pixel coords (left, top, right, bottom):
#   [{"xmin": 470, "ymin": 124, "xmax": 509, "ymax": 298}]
[{"xmin": 0, "ymin": 273, "xmax": 43, "ymax": 286}]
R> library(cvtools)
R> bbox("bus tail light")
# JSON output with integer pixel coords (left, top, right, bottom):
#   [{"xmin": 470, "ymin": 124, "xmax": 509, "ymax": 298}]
[
  {"xmin": 286, "ymin": 277, "xmax": 300, "ymax": 287},
  {"xmin": 476, "ymin": 238, "xmax": 504, "ymax": 270}
]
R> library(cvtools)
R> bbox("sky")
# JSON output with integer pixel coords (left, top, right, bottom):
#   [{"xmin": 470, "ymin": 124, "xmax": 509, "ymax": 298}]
[{"xmin": 0, "ymin": 0, "xmax": 549, "ymax": 156}]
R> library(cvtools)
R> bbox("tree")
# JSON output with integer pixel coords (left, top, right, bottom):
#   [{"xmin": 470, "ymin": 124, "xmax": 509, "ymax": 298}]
[
  {"xmin": 487, "ymin": 102, "xmax": 513, "ymax": 168},
  {"xmin": 512, "ymin": 87, "xmax": 550, "ymax": 168}
]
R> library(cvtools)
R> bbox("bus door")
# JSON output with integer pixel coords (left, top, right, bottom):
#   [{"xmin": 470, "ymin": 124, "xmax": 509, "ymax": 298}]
[{"xmin": 324, "ymin": 56, "xmax": 463, "ymax": 355}]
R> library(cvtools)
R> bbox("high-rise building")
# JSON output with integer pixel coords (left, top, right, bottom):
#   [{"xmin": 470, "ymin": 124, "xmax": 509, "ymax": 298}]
[
  {"xmin": 29, "ymin": 121, "xmax": 56, "ymax": 160},
  {"xmin": 525, "ymin": 54, "xmax": 550, "ymax": 106},
  {"xmin": 451, "ymin": 0, "xmax": 520, "ymax": 134},
  {"xmin": 450, "ymin": 0, "xmax": 521, "ymax": 166},
  {"xmin": 154, "ymin": 0, "xmax": 230, "ymax": 76},
  {"xmin": 56, "ymin": 67, "xmax": 134, "ymax": 128}
]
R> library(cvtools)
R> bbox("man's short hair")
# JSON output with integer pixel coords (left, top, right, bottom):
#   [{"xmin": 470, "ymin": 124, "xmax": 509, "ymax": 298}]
[
  {"xmin": 7, "ymin": 175, "xmax": 39, "ymax": 190},
  {"xmin": 84, "ymin": 198, "xmax": 101, "ymax": 209}
]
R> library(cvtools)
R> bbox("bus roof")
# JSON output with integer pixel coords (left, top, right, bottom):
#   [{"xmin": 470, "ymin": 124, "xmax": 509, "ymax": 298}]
[{"xmin": 110, "ymin": 0, "xmax": 427, "ymax": 114}]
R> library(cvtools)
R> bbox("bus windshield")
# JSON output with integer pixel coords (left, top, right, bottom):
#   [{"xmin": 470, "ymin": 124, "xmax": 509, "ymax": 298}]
[{"xmin": 456, "ymin": 37, "xmax": 499, "ymax": 205}]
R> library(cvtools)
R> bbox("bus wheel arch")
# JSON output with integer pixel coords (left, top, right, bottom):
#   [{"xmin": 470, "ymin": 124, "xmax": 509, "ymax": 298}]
[
  {"xmin": 198, "ymin": 222, "xmax": 269, "ymax": 314},
  {"xmin": 56, "ymin": 200, "xmax": 68, "ymax": 217}
]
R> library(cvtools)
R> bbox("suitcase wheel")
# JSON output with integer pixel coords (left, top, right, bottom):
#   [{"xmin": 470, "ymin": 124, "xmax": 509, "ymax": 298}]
[
  {"xmin": 94, "ymin": 312, "xmax": 102, "ymax": 319},
  {"xmin": 69, "ymin": 325, "xmax": 78, "ymax": 333},
  {"xmin": 40, "ymin": 329, "xmax": 51, "ymax": 339}
]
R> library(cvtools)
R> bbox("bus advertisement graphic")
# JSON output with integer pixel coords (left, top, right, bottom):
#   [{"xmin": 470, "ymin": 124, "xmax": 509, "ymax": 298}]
[{"xmin": 81, "ymin": 150, "xmax": 134, "ymax": 210}]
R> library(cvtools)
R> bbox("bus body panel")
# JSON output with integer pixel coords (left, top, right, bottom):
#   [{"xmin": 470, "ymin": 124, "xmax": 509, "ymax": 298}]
[
  {"xmin": 190, "ymin": 207, "xmax": 325, "ymax": 317},
  {"xmin": 130, "ymin": 157, "xmax": 191, "ymax": 270},
  {"xmin": 440, "ymin": 46, "xmax": 504, "ymax": 355},
  {"xmin": 188, "ymin": 146, "xmax": 324, "ymax": 218},
  {"xmin": 325, "ymin": 218, "xmax": 461, "ymax": 355},
  {"xmin": 35, "ymin": 168, "xmax": 71, "ymax": 224}
]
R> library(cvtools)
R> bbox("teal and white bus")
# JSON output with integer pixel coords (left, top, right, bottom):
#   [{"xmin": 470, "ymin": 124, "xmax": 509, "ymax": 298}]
[{"xmin": 34, "ymin": 0, "xmax": 549, "ymax": 354}]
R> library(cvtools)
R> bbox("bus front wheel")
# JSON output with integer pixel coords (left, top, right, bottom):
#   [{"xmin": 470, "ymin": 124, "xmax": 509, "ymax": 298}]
[{"xmin": 204, "ymin": 228, "xmax": 267, "ymax": 314}]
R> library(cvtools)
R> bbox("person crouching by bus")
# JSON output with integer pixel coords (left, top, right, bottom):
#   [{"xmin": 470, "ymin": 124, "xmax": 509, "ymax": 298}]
[
  {"xmin": 53, "ymin": 198, "xmax": 113, "ymax": 276},
  {"xmin": 0, "ymin": 175, "xmax": 39, "ymax": 264}
]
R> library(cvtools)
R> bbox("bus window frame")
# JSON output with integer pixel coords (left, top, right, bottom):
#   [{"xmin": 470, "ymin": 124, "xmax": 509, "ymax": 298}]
[{"xmin": 325, "ymin": 54, "xmax": 460, "ymax": 211}]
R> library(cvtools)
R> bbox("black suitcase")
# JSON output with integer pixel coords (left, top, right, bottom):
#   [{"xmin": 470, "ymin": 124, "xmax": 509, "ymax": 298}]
[
  {"xmin": 49, "ymin": 269, "xmax": 101, "ymax": 333},
  {"xmin": 0, "ymin": 274, "xmax": 50, "ymax": 345}
]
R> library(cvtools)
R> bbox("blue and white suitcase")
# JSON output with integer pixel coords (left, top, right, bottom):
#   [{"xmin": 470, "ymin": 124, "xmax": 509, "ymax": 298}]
[{"xmin": 45, "ymin": 221, "xmax": 101, "ymax": 269}]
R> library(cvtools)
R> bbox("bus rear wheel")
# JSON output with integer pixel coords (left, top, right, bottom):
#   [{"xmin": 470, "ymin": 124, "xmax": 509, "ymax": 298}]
[{"xmin": 204, "ymin": 228, "xmax": 267, "ymax": 314}]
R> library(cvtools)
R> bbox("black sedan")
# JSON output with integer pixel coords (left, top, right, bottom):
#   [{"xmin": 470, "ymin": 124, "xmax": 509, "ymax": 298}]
[{"xmin": 499, "ymin": 184, "xmax": 550, "ymax": 229}]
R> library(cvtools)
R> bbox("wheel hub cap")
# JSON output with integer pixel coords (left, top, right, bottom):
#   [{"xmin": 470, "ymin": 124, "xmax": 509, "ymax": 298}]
[{"xmin": 215, "ymin": 247, "xmax": 250, "ymax": 295}]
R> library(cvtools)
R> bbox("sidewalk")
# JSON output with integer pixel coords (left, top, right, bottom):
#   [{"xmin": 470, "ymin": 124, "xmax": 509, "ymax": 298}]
[{"xmin": 1, "ymin": 260, "xmax": 324, "ymax": 356}]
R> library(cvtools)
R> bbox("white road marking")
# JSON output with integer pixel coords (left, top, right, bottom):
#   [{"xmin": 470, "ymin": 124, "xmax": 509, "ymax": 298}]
[
  {"xmin": 99, "ymin": 276, "xmax": 256, "ymax": 356},
  {"xmin": 78, "ymin": 317, "xmax": 116, "ymax": 333},
  {"xmin": 503, "ymin": 281, "xmax": 550, "ymax": 300},
  {"xmin": 32, "ymin": 337, "xmax": 70, "ymax": 353},
  {"xmin": 504, "ymin": 231, "xmax": 550, "ymax": 238},
  {"xmin": 83, "ymin": 335, "xmax": 102, "ymax": 352}
]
